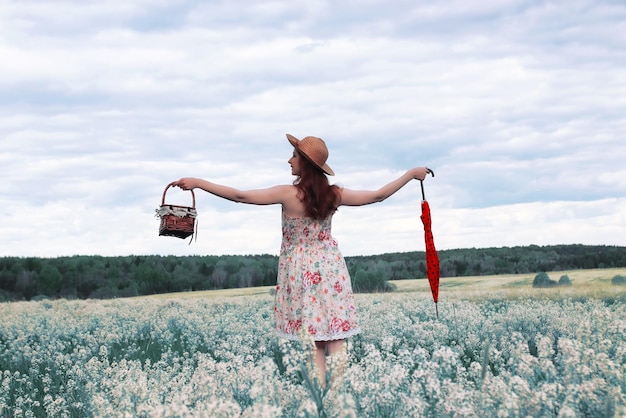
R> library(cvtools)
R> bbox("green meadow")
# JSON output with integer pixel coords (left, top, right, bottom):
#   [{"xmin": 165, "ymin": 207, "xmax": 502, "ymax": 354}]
[{"xmin": 142, "ymin": 267, "xmax": 626, "ymax": 302}]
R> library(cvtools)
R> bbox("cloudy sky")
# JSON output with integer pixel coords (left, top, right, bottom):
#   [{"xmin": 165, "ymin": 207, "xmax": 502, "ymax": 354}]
[{"xmin": 1, "ymin": 0, "xmax": 625, "ymax": 258}]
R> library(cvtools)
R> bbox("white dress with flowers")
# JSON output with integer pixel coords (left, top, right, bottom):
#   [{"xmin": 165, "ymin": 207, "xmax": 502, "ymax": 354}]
[{"xmin": 274, "ymin": 212, "xmax": 361, "ymax": 341}]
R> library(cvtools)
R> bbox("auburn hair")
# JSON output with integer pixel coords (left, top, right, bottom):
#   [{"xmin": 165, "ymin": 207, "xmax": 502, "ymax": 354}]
[{"xmin": 293, "ymin": 152, "xmax": 340, "ymax": 220}]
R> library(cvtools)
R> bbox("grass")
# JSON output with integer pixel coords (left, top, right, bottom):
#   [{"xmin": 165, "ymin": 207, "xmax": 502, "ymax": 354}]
[
  {"xmin": 390, "ymin": 267, "xmax": 626, "ymax": 293},
  {"xmin": 134, "ymin": 267, "xmax": 626, "ymax": 302},
  {"xmin": 395, "ymin": 267, "xmax": 626, "ymax": 305},
  {"xmin": 133, "ymin": 284, "xmax": 275, "ymax": 300}
]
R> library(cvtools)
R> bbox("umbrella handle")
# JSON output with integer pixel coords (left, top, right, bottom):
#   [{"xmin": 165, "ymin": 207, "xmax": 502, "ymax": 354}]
[{"xmin": 420, "ymin": 168, "xmax": 435, "ymax": 200}]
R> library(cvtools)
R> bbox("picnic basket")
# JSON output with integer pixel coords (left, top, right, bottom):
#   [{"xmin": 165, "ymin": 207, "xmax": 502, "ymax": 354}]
[{"xmin": 156, "ymin": 182, "xmax": 197, "ymax": 242}]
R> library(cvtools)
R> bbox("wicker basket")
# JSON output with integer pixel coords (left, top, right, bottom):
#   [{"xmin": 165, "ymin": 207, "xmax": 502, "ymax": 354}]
[{"xmin": 156, "ymin": 183, "xmax": 197, "ymax": 240}]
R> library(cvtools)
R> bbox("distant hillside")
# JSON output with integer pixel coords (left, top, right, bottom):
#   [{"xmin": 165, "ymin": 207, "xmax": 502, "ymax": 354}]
[
  {"xmin": 347, "ymin": 244, "xmax": 626, "ymax": 280},
  {"xmin": 1, "ymin": 244, "xmax": 625, "ymax": 301}
]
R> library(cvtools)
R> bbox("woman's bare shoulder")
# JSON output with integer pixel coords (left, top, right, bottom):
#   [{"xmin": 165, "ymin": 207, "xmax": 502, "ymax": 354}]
[{"xmin": 280, "ymin": 185, "xmax": 307, "ymax": 217}]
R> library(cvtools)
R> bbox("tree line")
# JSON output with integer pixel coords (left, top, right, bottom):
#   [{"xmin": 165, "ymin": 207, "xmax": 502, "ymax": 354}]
[{"xmin": 0, "ymin": 244, "xmax": 625, "ymax": 302}]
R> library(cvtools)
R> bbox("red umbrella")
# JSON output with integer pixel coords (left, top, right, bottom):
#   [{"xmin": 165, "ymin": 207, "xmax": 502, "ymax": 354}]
[{"xmin": 420, "ymin": 169, "xmax": 439, "ymax": 318}]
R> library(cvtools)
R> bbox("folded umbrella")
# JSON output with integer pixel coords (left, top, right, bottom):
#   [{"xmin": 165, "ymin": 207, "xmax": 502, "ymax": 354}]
[{"xmin": 420, "ymin": 169, "xmax": 440, "ymax": 318}]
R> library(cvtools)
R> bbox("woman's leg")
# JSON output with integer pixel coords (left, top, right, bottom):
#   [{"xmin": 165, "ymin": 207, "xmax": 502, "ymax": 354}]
[
  {"xmin": 313, "ymin": 339, "xmax": 346, "ymax": 387},
  {"xmin": 314, "ymin": 341, "xmax": 327, "ymax": 382},
  {"xmin": 326, "ymin": 339, "xmax": 345, "ymax": 356},
  {"xmin": 326, "ymin": 339, "xmax": 346, "ymax": 387}
]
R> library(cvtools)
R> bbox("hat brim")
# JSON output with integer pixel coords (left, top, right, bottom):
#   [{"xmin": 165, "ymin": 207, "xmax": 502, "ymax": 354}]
[
  {"xmin": 286, "ymin": 133, "xmax": 299, "ymax": 149},
  {"xmin": 286, "ymin": 134, "xmax": 334, "ymax": 176}
]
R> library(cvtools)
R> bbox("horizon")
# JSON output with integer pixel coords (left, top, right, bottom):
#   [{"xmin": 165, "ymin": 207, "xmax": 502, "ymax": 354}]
[{"xmin": 2, "ymin": 242, "xmax": 623, "ymax": 260}]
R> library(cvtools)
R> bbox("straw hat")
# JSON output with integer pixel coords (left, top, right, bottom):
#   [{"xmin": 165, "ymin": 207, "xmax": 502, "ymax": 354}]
[{"xmin": 286, "ymin": 134, "xmax": 335, "ymax": 176}]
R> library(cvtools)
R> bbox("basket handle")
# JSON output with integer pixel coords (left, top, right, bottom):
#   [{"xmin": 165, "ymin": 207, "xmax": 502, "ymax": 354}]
[{"xmin": 161, "ymin": 182, "xmax": 196, "ymax": 208}]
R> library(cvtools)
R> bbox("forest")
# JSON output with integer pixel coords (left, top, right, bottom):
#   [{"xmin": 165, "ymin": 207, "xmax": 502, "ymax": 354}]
[{"xmin": 1, "ymin": 244, "xmax": 625, "ymax": 302}]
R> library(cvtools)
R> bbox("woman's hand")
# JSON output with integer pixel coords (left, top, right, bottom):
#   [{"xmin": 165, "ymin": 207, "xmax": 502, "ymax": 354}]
[
  {"xmin": 410, "ymin": 167, "xmax": 432, "ymax": 181},
  {"xmin": 170, "ymin": 178, "xmax": 198, "ymax": 190}
]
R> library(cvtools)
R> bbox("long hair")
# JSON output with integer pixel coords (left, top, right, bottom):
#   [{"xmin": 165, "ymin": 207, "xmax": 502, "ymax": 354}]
[{"xmin": 293, "ymin": 153, "xmax": 340, "ymax": 220}]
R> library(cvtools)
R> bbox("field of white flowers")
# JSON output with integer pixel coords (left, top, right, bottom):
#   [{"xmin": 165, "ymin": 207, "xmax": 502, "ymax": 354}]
[{"xmin": 1, "ymin": 291, "xmax": 625, "ymax": 417}]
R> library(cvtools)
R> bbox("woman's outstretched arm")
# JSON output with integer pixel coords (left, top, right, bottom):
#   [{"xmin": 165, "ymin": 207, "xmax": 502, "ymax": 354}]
[
  {"xmin": 171, "ymin": 177, "xmax": 292, "ymax": 206},
  {"xmin": 339, "ymin": 167, "xmax": 430, "ymax": 207}
]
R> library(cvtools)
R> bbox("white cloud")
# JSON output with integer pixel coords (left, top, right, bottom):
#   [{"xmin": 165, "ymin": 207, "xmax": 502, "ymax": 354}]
[{"xmin": 1, "ymin": 0, "xmax": 625, "ymax": 257}]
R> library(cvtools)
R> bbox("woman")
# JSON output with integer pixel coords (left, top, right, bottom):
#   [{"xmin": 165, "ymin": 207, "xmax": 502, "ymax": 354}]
[{"xmin": 171, "ymin": 134, "xmax": 430, "ymax": 382}]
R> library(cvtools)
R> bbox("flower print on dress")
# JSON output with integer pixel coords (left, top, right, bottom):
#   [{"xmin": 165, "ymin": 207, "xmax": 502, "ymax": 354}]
[
  {"xmin": 334, "ymin": 281, "xmax": 343, "ymax": 293},
  {"xmin": 302, "ymin": 271, "xmax": 322, "ymax": 290},
  {"xmin": 285, "ymin": 319, "xmax": 302, "ymax": 334},
  {"xmin": 318, "ymin": 230, "xmax": 330, "ymax": 241},
  {"xmin": 274, "ymin": 212, "xmax": 361, "ymax": 341},
  {"xmin": 329, "ymin": 317, "xmax": 352, "ymax": 334},
  {"xmin": 282, "ymin": 227, "xmax": 292, "ymax": 243}
]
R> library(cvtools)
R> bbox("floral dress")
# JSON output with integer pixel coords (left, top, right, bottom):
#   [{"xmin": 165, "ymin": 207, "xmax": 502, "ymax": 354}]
[{"xmin": 274, "ymin": 212, "xmax": 361, "ymax": 341}]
